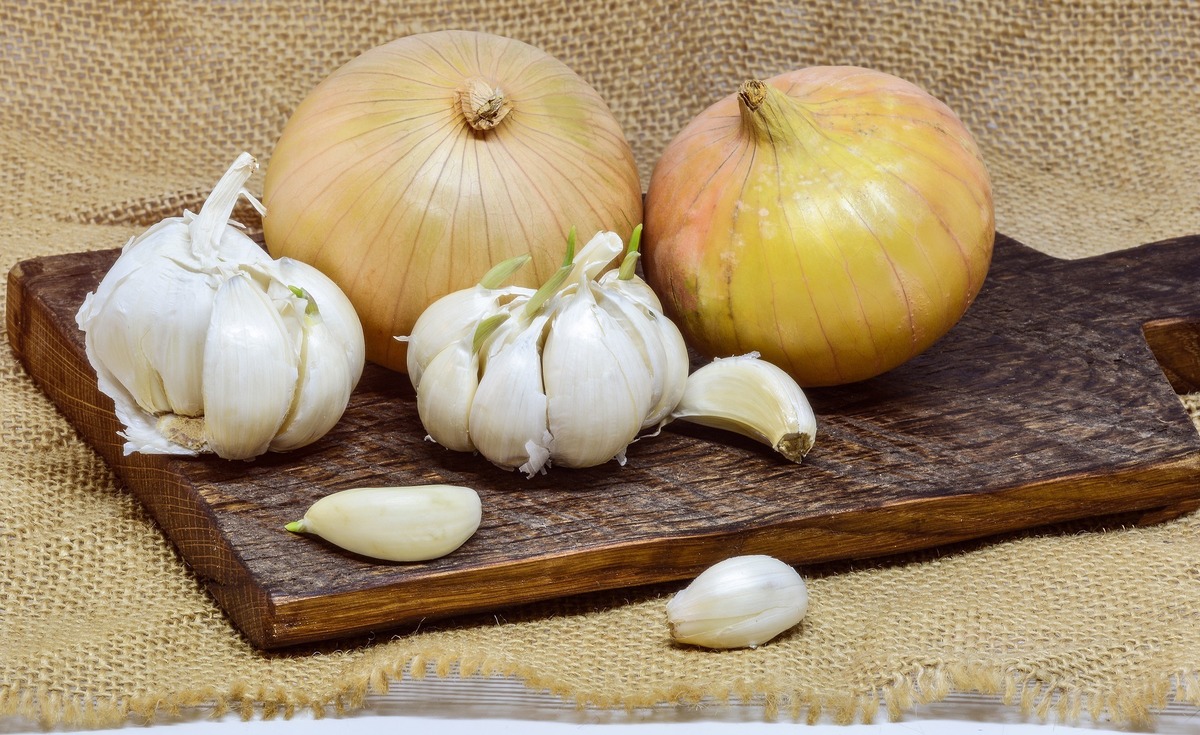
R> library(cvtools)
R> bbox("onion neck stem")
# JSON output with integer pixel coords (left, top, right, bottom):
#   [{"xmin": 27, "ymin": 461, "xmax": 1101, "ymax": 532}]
[
  {"xmin": 737, "ymin": 79, "xmax": 812, "ymax": 147},
  {"xmin": 457, "ymin": 77, "xmax": 513, "ymax": 131}
]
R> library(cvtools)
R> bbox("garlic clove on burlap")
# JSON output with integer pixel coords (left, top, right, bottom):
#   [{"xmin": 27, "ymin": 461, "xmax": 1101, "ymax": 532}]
[{"xmin": 666, "ymin": 554, "xmax": 809, "ymax": 649}]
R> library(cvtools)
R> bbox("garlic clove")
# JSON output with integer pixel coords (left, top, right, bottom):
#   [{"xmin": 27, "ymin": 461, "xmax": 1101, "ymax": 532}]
[
  {"xmin": 201, "ymin": 272, "xmax": 299, "ymax": 460},
  {"xmin": 669, "ymin": 352, "xmax": 817, "ymax": 462},
  {"xmin": 276, "ymin": 257, "xmax": 366, "ymax": 387},
  {"xmin": 597, "ymin": 268, "xmax": 664, "ymax": 313},
  {"xmin": 269, "ymin": 294, "xmax": 355, "ymax": 453},
  {"xmin": 595, "ymin": 286, "xmax": 689, "ymax": 430},
  {"xmin": 286, "ymin": 484, "xmax": 482, "ymax": 562},
  {"xmin": 468, "ymin": 314, "xmax": 552, "ymax": 475},
  {"xmin": 666, "ymin": 554, "xmax": 809, "ymax": 649},
  {"xmin": 542, "ymin": 280, "xmax": 652, "ymax": 468},
  {"xmin": 416, "ymin": 338, "xmax": 480, "ymax": 452},
  {"xmin": 141, "ymin": 266, "xmax": 218, "ymax": 417},
  {"xmin": 403, "ymin": 285, "xmax": 531, "ymax": 388}
]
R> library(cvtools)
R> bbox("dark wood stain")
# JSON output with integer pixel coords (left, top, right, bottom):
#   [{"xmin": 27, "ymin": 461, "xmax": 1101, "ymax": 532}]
[{"xmin": 7, "ymin": 234, "xmax": 1200, "ymax": 649}]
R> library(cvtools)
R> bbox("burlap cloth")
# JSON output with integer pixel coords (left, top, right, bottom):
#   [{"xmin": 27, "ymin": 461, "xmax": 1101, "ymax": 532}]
[{"xmin": 3, "ymin": 0, "xmax": 1200, "ymax": 729}]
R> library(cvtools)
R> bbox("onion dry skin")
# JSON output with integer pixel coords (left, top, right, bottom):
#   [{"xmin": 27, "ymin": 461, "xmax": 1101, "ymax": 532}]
[
  {"xmin": 643, "ymin": 67, "xmax": 995, "ymax": 386},
  {"xmin": 263, "ymin": 30, "xmax": 643, "ymax": 372}
]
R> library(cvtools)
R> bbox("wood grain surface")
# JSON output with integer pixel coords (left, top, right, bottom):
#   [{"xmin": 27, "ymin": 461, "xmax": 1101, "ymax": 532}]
[{"xmin": 8, "ymin": 234, "xmax": 1200, "ymax": 649}]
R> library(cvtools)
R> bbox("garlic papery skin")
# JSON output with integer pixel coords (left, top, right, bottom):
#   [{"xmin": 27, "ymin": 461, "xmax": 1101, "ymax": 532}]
[
  {"xmin": 75, "ymin": 153, "xmax": 365, "ymax": 460},
  {"xmin": 666, "ymin": 555, "xmax": 809, "ymax": 649},
  {"xmin": 669, "ymin": 353, "xmax": 817, "ymax": 463},
  {"xmin": 285, "ymin": 485, "xmax": 482, "ymax": 562}
]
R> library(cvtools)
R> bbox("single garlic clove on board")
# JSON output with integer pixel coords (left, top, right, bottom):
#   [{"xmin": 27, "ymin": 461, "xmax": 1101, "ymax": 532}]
[
  {"xmin": 666, "ymin": 555, "xmax": 809, "ymax": 649},
  {"xmin": 285, "ymin": 485, "xmax": 482, "ymax": 562},
  {"xmin": 669, "ymin": 352, "xmax": 817, "ymax": 462}
]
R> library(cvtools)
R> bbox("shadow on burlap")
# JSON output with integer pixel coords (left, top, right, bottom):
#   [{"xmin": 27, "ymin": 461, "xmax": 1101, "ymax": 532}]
[{"xmin": 3, "ymin": 0, "xmax": 1200, "ymax": 728}]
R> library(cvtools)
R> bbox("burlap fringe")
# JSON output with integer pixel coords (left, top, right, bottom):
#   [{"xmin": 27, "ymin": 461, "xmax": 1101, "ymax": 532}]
[{"xmin": 5, "ymin": 655, "xmax": 1198, "ymax": 730}]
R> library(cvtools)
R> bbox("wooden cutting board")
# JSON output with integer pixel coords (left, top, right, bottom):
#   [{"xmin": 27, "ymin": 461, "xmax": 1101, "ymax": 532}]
[{"xmin": 8, "ymin": 234, "xmax": 1200, "ymax": 650}]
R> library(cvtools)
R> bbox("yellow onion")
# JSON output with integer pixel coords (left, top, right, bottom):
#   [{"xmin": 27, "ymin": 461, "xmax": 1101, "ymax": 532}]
[
  {"xmin": 262, "ymin": 30, "xmax": 642, "ymax": 372},
  {"xmin": 643, "ymin": 67, "xmax": 994, "ymax": 386}
]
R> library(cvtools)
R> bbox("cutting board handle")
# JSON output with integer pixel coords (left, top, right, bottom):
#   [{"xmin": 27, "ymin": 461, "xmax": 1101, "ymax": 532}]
[{"xmin": 1144, "ymin": 317, "xmax": 1200, "ymax": 393}]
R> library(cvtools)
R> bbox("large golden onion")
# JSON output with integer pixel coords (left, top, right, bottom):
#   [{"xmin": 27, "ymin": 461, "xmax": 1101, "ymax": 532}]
[
  {"xmin": 643, "ymin": 67, "xmax": 995, "ymax": 387},
  {"xmin": 263, "ymin": 30, "xmax": 642, "ymax": 372}
]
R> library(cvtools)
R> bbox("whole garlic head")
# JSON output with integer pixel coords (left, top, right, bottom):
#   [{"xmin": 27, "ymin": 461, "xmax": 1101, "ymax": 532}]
[
  {"xmin": 75, "ymin": 153, "xmax": 365, "ymax": 460},
  {"xmin": 666, "ymin": 555, "xmax": 809, "ymax": 649},
  {"xmin": 404, "ymin": 227, "xmax": 690, "ymax": 476}
]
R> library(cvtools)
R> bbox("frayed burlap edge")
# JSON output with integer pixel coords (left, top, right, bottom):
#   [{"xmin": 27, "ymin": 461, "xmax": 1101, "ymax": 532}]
[{"xmin": 4, "ymin": 644, "xmax": 1199, "ymax": 728}]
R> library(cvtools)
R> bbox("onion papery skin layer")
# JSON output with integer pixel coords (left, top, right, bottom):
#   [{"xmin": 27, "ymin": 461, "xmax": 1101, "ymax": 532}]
[
  {"xmin": 262, "ymin": 30, "xmax": 643, "ymax": 373},
  {"xmin": 642, "ymin": 67, "xmax": 995, "ymax": 387}
]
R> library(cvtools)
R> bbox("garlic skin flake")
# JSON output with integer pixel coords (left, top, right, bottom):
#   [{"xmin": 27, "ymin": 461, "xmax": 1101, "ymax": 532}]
[
  {"xmin": 75, "ymin": 153, "xmax": 365, "ymax": 460},
  {"xmin": 285, "ymin": 485, "xmax": 482, "ymax": 562},
  {"xmin": 666, "ymin": 555, "xmax": 809, "ymax": 649},
  {"xmin": 669, "ymin": 352, "xmax": 817, "ymax": 463}
]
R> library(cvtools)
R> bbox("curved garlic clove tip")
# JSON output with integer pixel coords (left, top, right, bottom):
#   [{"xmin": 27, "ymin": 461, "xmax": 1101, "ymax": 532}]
[
  {"xmin": 666, "ymin": 555, "xmax": 809, "ymax": 649},
  {"xmin": 286, "ymin": 485, "xmax": 482, "ymax": 562},
  {"xmin": 566, "ymin": 230, "xmax": 625, "ymax": 283},
  {"xmin": 669, "ymin": 353, "xmax": 817, "ymax": 463}
]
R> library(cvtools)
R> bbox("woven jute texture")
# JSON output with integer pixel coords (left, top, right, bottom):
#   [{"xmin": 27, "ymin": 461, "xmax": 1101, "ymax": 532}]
[{"xmin": 3, "ymin": 0, "xmax": 1200, "ymax": 728}]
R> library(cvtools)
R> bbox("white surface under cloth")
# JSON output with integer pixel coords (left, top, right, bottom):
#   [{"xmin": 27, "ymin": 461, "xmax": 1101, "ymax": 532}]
[{"xmin": 3, "ymin": 675, "xmax": 1199, "ymax": 734}]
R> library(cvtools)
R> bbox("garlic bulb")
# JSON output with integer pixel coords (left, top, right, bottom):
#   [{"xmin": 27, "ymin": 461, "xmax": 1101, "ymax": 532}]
[
  {"xmin": 405, "ymin": 227, "xmax": 690, "ymax": 476},
  {"xmin": 666, "ymin": 555, "xmax": 809, "ymax": 649},
  {"xmin": 285, "ymin": 485, "xmax": 482, "ymax": 562},
  {"xmin": 668, "ymin": 352, "xmax": 817, "ymax": 462},
  {"xmin": 75, "ymin": 153, "xmax": 365, "ymax": 460}
]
